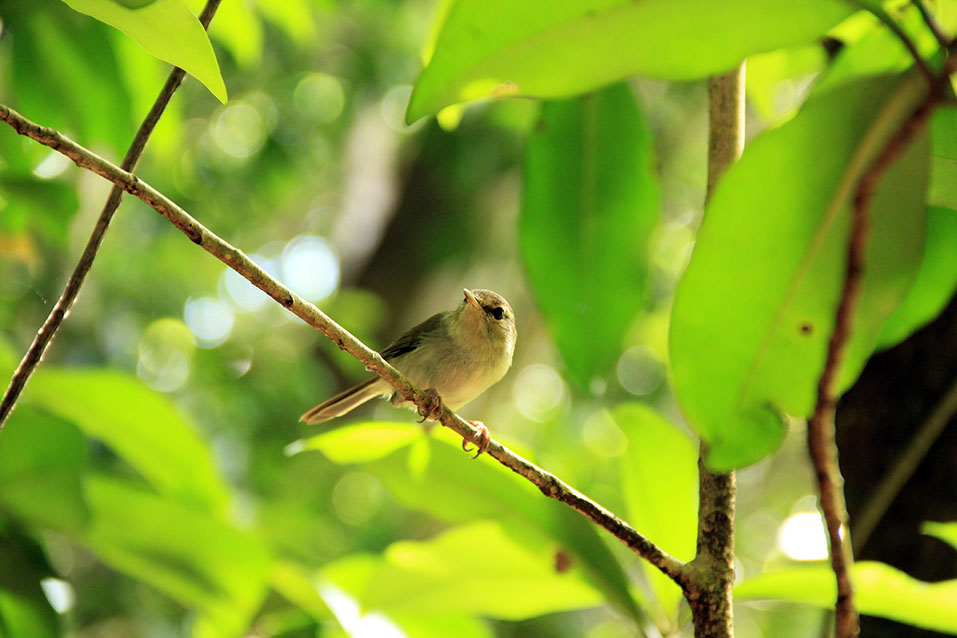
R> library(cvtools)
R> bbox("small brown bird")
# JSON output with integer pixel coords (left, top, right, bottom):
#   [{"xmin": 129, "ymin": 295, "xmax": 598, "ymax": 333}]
[{"xmin": 300, "ymin": 289, "xmax": 516, "ymax": 456}]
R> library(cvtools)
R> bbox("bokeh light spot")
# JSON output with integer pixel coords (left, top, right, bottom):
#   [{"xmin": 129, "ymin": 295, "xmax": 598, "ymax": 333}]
[
  {"xmin": 137, "ymin": 318, "xmax": 194, "ymax": 393},
  {"xmin": 184, "ymin": 296, "xmax": 235, "ymax": 348},
  {"xmin": 282, "ymin": 235, "xmax": 339, "ymax": 301},
  {"xmin": 777, "ymin": 511, "xmax": 829, "ymax": 560},
  {"xmin": 213, "ymin": 103, "xmax": 266, "ymax": 158},
  {"xmin": 616, "ymin": 346, "xmax": 664, "ymax": 396},
  {"xmin": 294, "ymin": 73, "xmax": 345, "ymax": 123},
  {"xmin": 41, "ymin": 578, "xmax": 75, "ymax": 614},
  {"xmin": 513, "ymin": 364, "xmax": 567, "ymax": 422},
  {"xmin": 332, "ymin": 471, "xmax": 384, "ymax": 526}
]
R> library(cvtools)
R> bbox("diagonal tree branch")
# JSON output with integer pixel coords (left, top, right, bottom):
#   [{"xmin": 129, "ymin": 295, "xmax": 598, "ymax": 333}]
[
  {"xmin": 0, "ymin": 103, "xmax": 689, "ymax": 588},
  {"xmin": 0, "ymin": 0, "xmax": 223, "ymax": 433},
  {"xmin": 807, "ymin": 80, "xmax": 942, "ymax": 638}
]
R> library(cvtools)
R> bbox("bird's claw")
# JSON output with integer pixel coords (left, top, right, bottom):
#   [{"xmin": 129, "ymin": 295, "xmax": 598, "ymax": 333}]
[
  {"xmin": 462, "ymin": 420, "xmax": 490, "ymax": 459},
  {"xmin": 417, "ymin": 387, "xmax": 443, "ymax": 423}
]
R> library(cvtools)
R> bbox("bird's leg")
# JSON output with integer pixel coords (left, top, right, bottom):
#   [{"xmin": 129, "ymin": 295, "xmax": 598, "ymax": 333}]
[
  {"xmin": 462, "ymin": 421, "xmax": 490, "ymax": 459},
  {"xmin": 416, "ymin": 387, "xmax": 443, "ymax": 423}
]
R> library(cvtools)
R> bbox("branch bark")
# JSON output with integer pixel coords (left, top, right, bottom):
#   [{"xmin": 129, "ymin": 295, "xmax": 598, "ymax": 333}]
[
  {"xmin": 806, "ymin": 79, "xmax": 941, "ymax": 638},
  {"xmin": 684, "ymin": 63, "xmax": 746, "ymax": 638},
  {"xmin": 0, "ymin": 0, "xmax": 223, "ymax": 433},
  {"xmin": 0, "ymin": 102, "xmax": 689, "ymax": 588}
]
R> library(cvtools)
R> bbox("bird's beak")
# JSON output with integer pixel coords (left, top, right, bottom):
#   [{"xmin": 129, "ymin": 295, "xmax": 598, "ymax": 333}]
[{"xmin": 463, "ymin": 288, "xmax": 480, "ymax": 310}]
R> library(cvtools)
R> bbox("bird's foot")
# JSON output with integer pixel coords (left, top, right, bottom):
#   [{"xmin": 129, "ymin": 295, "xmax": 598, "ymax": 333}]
[
  {"xmin": 416, "ymin": 387, "xmax": 443, "ymax": 423},
  {"xmin": 462, "ymin": 421, "xmax": 490, "ymax": 459}
]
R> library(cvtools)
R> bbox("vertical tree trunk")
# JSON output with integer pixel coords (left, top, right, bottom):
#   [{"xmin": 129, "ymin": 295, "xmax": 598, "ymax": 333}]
[{"xmin": 685, "ymin": 62, "xmax": 746, "ymax": 638}]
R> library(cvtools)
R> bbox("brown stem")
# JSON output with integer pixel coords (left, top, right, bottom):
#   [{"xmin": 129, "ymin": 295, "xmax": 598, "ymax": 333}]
[
  {"xmin": 911, "ymin": 0, "xmax": 950, "ymax": 52},
  {"xmin": 0, "ymin": 0, "xmax": 223, "ymax": 433},
  {"xmin": 0, "ymin": 102, "xmax": 689, "ymax": 587},
  {"xmin": 806, "ymin": 83, "xmax": 939, "ymax": 638},
  {"xmin": 685, "ymin": 64, "xmax": 745, "ymax": 638}
]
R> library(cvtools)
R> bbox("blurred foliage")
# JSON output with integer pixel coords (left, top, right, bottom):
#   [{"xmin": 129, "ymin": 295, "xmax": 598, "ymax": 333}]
[{"xmin": 0, "ymin": 0, "xmax": 955, "ymax": 637}]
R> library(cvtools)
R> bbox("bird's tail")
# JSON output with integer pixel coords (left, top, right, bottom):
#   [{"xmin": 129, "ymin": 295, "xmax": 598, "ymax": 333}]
[{"xmin": 299, "ymin": 378, "xmax": 387, "ymax": 424}]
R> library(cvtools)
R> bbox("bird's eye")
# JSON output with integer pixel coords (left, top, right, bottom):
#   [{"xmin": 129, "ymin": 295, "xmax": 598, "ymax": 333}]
[{"xmin": 489, "ymin": 306, "xmax": 505, "ymax": 320}]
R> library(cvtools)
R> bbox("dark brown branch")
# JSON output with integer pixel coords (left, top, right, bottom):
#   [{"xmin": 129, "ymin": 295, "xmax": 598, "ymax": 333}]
[
  {"xmin": 911, "ymin": 0, "xmax": 950, "ymax": 52},
  {"xmin": 0, "ymin": 0, "xmax": 223, "ymax": 433},
  {"xmin": 851, "ymin": 1, "xmax": 935, "ymax": 83},
  {"xmin": 807, "ymin": 83, "xmax": 940, "ymax": 638},
  {"xmin": 0, "ymin": 103, "xmax": 689, "ymax": 587},
  {"xmin": 685, "ymin": 64, "xmax": 745, "ymax": 638}
]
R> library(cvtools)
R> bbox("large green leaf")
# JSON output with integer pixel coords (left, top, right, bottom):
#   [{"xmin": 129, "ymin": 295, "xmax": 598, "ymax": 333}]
[
  {"xmin": 736, "ymin": 561, "xmax": 957, "ymax": 634},
  {"xmin": 27, "ymin": 369, "xmax": 230, "ymax": 514},
  {"xmin": 360, "ymin": 520, "xmax": 602, "ymax": 619},
  {"xmin": 613, "ymin": 404, "xmax": 697, "ymax": 623},
  {"xmin": 82, "ymin": 475, "xmax": 269, "ymax": 637},
  {"xmin": 58, "ymin": 0, "xmax": 227, "ymax": 103},
  {"xmin": 407, "ymin": 0, "xmax": 852, "ymax": 120},
  {"xmin": 521, "ymin": 83, "xmax": 659, "ymax": 390},
  {"xmin": 297, "ymin": 424, "xmax": 643, "ymax": 621},
  {"xmin": 0, "ymin": 407, "xmax": 89, "ymax": 532},
  {"xmin": 670, "ymin": 74, "xmax": 930, "ymax": 470},
  {"xmin": 929, "ymin": 108, "xmax": 957, "ymax": 211},
  {"xmin": 876, "ymin": 207, "xmax": 957, "ymax": 347}
]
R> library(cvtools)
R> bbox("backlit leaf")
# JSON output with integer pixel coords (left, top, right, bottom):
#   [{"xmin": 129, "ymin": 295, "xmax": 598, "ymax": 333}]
[
  {"xmin": 670, "ymin": 74, "xmax": 930, "ymax": 469},
  {"xmin": 521, "ymin": 83, "xmax": 658, "ymax": 390}
]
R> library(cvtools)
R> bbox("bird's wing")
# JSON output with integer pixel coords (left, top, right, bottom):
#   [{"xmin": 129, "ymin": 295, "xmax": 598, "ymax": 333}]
[{"xmin": 380, "ymin": 311, "xmax": 445, "ymax": 360}]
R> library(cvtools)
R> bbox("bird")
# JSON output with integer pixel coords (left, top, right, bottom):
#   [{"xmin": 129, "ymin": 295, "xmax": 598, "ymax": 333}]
[{"xmin": 300, "ymin": 289, "xmax": 516, "ymax": 457}]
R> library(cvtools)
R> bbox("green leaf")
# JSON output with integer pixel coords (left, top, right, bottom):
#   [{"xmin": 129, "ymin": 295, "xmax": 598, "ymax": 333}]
[
  {"xmin": 82, "ymin": 475, "xmax": 269, "ymax": 637},
  {"xmin": 6, "ymin": 7, "xmax": 135, "ymax": 152},
  {"xmin": 27, "ymin": 369, "xmax": 230, "ymax": 514},
  {"xmin": 670, "ymin": 74, "xmax": 930, "ymax": 470},
  {"xmin": 306, "ymin": 425, "xmax": 643, "ymax": 621},
  {"xmin": 58, "ymin": 0, "xmax": 227, "ymax": 103},
  {"xmin": 288, "ymin": 423, "xmax": 423, "ymax": 464},
  {"xmin": 407, "ymin": 0, "xmax": 852, "ymax": 121},
  {"xmin": 361, "ymin": 520, "xmax": 602, "ymax": 619},
  {"xmin": 613, "ymin": 404, "xmax": 697, "ymax": 621},
  {"xmin": 0, "ymin": 407, "xmax": 89, "ymax": 532},
  {"xmin": 929, "ymin": 108, "xmax": 957, "ymax": 211},
  {"xmin": 877, "ymin": 207, "xmax": 957, "ymax": 348},
  {"xmin": 736, "ymin": 561, "xmax": 957, "ymax": 634},
  {"xmin": 521, "ymin": 83, "xmax": 659, "ymax": 390},
  {"xmin": 923, "ymin": 521, "xmax": 957, "ymax": 552}
]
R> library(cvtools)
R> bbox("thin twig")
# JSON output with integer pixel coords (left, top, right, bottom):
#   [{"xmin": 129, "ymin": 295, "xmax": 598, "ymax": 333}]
[
  {"xmin": 852, "ymin": 0, "xmax": 935, "ymax": 83},
  {"xmin": 911, "ymin": 0, "xmax": 950, "ymax": 51},
  {"xmin": 853, "ymin": 375, "xmax": 957, "ymax": 549},
  {"xmin": 0, "ymin": 0, "xmax": 223, "ymax": 433},
  {"xmin": 807, "ymin": 85, "xmax": 940, "ymax": 638},
  {"xmin": 0, "ymin": 103, "xmax": 690, "ymax": 587}
]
